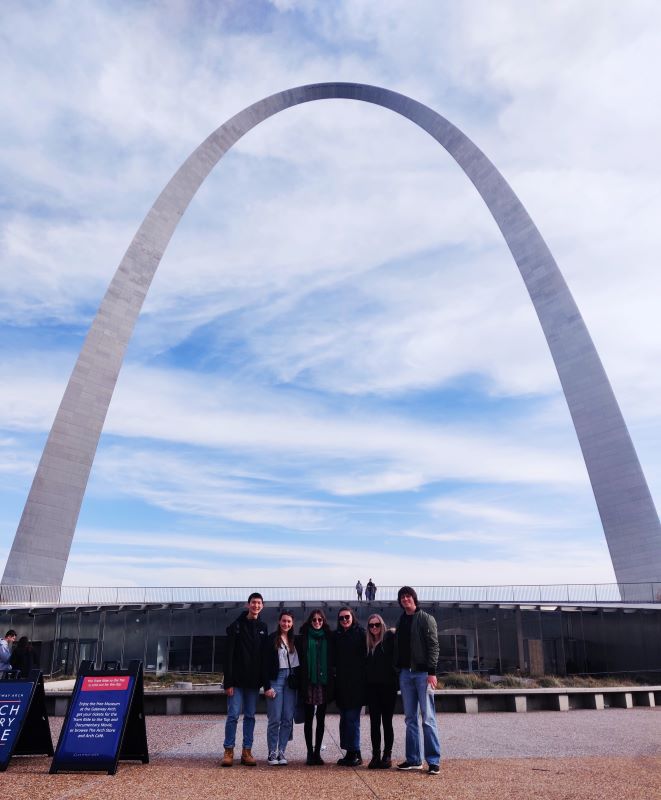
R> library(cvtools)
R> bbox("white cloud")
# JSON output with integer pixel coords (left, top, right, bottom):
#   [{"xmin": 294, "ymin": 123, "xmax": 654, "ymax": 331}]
[
  {"xmin": 67, "ymin": 524, "xmax": 616, "ymax": 588},
  {"xmin": 1, "ymin": 0, "xmax": 659, "ymax": 586}
]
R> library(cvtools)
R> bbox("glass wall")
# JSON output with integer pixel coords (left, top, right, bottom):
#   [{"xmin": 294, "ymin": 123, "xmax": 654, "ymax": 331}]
[{"xmin": 0, "ymin": 603, "xmax": 658, "ymax": 678}]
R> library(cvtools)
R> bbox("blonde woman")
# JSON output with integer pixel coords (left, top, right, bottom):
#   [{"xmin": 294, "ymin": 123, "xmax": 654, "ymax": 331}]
[{"xmin": 365, "ymin": 613, "xmax": 397, "ymax": 768}]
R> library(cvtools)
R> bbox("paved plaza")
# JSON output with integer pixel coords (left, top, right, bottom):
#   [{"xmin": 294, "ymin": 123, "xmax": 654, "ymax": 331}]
[{"xmin": 5, "ymin": 709, "xmax": 660, "ymax": 799}]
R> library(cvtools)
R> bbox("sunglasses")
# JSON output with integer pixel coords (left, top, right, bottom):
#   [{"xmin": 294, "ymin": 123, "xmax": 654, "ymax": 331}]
[
  {"xmin": 368, "ymin": 622, "xmax": 382, "ymax": 628},
  {"xmin": 311, "ymin": 617, "xmax": 323, "ymax": 623},
  {"xmin": 339, "ymin": 615, "xmax": 352, "ymax": 622}
]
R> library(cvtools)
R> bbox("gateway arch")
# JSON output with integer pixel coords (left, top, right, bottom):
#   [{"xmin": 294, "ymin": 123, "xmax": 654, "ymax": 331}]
[{"xmin": 3, "ymin": 82, "xmax": 660, "ymax": 587}]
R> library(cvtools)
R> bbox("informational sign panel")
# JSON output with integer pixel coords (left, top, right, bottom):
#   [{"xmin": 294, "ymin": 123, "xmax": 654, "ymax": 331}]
[
  {"xmin": 50, "ymin": 660, "xmax": 148, "ymax": 775},
  {"xmin": 0, "ymin": 670, "xmax": 53, "ymax": 771}
]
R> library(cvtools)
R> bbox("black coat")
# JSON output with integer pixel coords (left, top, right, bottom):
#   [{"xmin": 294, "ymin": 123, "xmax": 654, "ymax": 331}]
[
  {"xmin": 11, "ymin": 644, "xmax": 36, "ymax": 677},
  {"xmin": 223, "ymin": 611, "xmax": 268, "ymax": 689},
  {"xmin": 366, "ymin": 631, "xmax": 397, "ymax": 690},
  {"xmin": 334, "ymin": 623, "xmax": 366, "ymax": 709},
  {"xmin": 295, "ymin": 627, "xmax": 335, "ymax": 703}
]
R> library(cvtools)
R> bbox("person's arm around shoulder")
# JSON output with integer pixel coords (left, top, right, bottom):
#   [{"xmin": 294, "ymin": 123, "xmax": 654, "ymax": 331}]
[
  {"xmin": 263, "ymin": 629, "xmax": 276, "ymax": 698},
  {"xmin": 383, "ymin": 628, "xmax": 395, "ymax": 658},
  {"xmin": 423, "ymin": 611, "xmax": 439, "ymax": 689},
  {"xmin": 224, "ymin": 618, "xmax": 239, "ymax": 696}
]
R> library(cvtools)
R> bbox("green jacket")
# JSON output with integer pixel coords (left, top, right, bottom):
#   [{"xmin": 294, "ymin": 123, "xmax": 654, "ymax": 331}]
[{"xmin": 394, "ymin": 608, "xmax": 439, "ymax": 675}]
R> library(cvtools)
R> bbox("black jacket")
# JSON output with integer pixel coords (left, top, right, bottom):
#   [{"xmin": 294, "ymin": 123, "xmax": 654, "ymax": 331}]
[
  {"xmin": 334, "ymin": 623, "xmax": 366, "ymax": 709},
  {"xmin": 295, "ymin": 626, "xmax": 335, "ymax": 703},
  {"xmin": 366, "ymin": 631, "xmax": 397, "ymax": 690},
  {"xmin": 11, "ymin": 644, "xmax": 36, "ymax": 677},
  {"xmin": 223, "ymin": 611, "xmax": 268, "ymax": 689},
  {"xmin": 394, "ymin": 608, "xmax": 439, "ymax": 674}
]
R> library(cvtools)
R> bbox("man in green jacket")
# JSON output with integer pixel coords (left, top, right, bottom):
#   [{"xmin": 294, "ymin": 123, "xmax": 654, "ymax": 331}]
[{"xmin": 393, "ymin": 586, "xmax": 441, "ymax": 775}]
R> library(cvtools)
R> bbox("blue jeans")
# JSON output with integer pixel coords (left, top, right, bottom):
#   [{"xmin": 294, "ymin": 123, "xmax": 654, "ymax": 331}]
[
  {"xmin": 399, "ymin": 670, "xmax": 441, "ymax": 766},
  {"xmin": 223, "ymin": 687, "xmax": 259, "ymax": 749},
  {"xmin": 266, "ymin": 669, "xmax": 296, "ymax": 755},
  {"xmin": 338, "ymin": 705, "xmax": 361, "ymax": 751}
]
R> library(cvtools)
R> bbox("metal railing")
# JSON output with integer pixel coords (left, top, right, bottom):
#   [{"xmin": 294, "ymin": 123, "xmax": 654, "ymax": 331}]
[{"xmin": 0, "ymin": 582, "xmax": 660, "ymax": 607}]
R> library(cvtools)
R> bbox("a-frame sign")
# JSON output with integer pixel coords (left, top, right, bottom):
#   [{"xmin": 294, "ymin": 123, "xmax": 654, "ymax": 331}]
[
  {"xmin": 0, "ymin": 669, "xmax": 53, "ymax": 771},
  {"xmin": 50, "ymin": 659, "xmax": 148, "ymax": 775}
]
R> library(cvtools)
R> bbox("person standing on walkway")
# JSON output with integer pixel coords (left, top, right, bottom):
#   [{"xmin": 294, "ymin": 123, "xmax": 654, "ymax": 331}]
[
  {"xmin": 334, "ymin": 606, "xmax": 366, "ymax": 767},
  {"xmin": 0, "ymin": 630, "xmax": 16, "ymax": 672},
  {"xmin": 365, "ymin": 613, "xmax": 398, "ymax": 769},
  {"xmin": 355, "ymin": 580, "xmax": 363, "ymax": 601},
  {"xmin": 222, "ymin": 592, "xmax": 268, "ymax": 767},
  {"xmin": 11, "ymin": 636, "xmax": 36, "ymax": 676},
  {"xmin": 365, "ymin": 579, "xmax": 377, "ymax": 602},
  {"xmin": 296, "ymin": 608, "xmax": 334, "ymax": 765},
  {"xmin": 264, "ymin": 610, "xmax": 300, "ymax": 766},
  {"xmin": 394, "ymin": 585, "xmax": 441, "ymax": 775}
]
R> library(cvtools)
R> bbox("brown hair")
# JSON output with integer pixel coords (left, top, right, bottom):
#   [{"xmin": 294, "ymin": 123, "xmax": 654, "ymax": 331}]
[
  {"xmin": 274, "ymin": 610, "xmax": 295, "ymax": 653},
  {"xmin": 302, "ymin": 608, "xmax": 331, "ymax": 635}
]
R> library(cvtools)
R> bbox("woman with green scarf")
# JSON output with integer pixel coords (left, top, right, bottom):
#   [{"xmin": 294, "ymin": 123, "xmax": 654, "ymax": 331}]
[{"xmin": 295, "ymin": 608, "xmax": 334, "ymax": 765}]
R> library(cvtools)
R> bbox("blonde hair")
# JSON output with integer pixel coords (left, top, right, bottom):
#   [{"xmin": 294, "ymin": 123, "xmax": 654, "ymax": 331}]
[{"xmin": 366, "ymin": 613, "xmax": 387, "ymax": 654}]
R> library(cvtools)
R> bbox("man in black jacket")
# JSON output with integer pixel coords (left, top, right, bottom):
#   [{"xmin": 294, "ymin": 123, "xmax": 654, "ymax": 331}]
[
  {"xmin": 394, "ymin": 585, "xmax": 441, "ymax": 775},
  {"xmin": 222, "ymin": 592, "xmax": 268, "ymax": 767}
]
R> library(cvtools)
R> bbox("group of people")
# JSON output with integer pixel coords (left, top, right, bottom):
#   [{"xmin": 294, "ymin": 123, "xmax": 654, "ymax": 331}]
[
  {"xmin": 355, "ymin": 578, "xmax": 377, "ymax": 602},
  {"xmin": 221, "ymin": 585, "xmax": 441, "ymax": 775},
  {"xmin": 0, "ymin": 629, "xmax": 36, "ymax": 676}
]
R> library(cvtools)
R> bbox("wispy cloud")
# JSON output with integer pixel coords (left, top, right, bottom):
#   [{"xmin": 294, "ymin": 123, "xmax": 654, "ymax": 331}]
[{"xmin": 0, "ymin": 1, "xmax": 658, "ymax": 586}]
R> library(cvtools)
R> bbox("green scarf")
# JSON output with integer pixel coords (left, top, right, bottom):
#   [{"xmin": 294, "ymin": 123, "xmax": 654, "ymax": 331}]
[{"xmin": 307, "ymin": 628, "xmax": 328, "ymax": 685}]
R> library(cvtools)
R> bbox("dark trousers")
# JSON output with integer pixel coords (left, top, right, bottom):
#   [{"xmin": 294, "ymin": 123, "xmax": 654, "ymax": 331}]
[
  {"xmin": 303, "ymin": 703, "xmax": 326, "ymax": 753},
  {"xmin": 367, "ymin": 683, "xmax": 396, "ymax": 755}
]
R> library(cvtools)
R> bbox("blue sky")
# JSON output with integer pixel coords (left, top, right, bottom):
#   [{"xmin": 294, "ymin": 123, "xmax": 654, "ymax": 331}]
[{"xmin": 1, "ymin": 0, "xmax": 661, "ymax": 588}]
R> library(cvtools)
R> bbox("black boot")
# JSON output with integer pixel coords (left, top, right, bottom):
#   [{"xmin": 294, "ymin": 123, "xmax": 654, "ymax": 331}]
[
  {"xmin": 305, "ymin": 729, "xmax": 314, "ymax": 766},
  {"xmin": 337, "ymin": 751, "xmax": 351, "ymax": 766},
  {"xmin": 380, "ymin": 750, "xmax": 392, "ymax": 769},
  {"xmin": 368, "ymin": 751, "xmax": 381, "ymax": 769}
]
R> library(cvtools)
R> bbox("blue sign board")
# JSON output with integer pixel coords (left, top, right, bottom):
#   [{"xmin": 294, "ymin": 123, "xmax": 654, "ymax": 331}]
[
  {"xmin": 0, "ymin": 683, "xmax": 32, "ymax": 770},
  {"xmin": 0, "ymin": 671, "xmax": 53, "ymax": 771},
  {"xmin": 55, "ymin": 675, "xmax": 133, "ymax": 770},
  {"xmin": 51, "ymin": 661, "xmax": 148, "ymax": 775}
]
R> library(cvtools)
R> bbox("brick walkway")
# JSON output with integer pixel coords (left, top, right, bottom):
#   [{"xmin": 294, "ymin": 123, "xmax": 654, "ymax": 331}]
[{"xmin": 4, "ymin": 709, "xmax": 659, "ymax": 800}]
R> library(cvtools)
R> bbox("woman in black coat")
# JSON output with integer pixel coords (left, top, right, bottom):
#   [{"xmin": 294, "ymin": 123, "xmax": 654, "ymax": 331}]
[
  {"xmin": 334, "ymin": 606, "xmax": 366, "ymax": 766},
  {"xmin": 11, "ymin": 636, "xmax": 36, "ymax": 676},
  {"xmin": 295, "ymin": 608, "xmax": 334, "ymax": 765},
  {"xmin": 365, "ymin": 613, "xmax": 398, "ymax": 768}
]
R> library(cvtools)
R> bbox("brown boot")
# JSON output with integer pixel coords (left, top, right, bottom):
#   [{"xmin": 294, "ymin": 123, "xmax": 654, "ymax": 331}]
[
  {"xmin": 241, "ymin": 747, "xmax": 257, "ymax": 766},
  {"xmin": 221, "ymin": 747, "xmax": 234, "ymax": 767}
]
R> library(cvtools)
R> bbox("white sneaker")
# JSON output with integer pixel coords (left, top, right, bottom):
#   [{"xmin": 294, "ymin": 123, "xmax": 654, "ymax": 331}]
[
  {"xmin": 267, "ymin": 752, "xmax": 279, "ymax": 766},
  {"xmin": 277, "ymin": 752, "xmax": 288, "ymax": 765}
]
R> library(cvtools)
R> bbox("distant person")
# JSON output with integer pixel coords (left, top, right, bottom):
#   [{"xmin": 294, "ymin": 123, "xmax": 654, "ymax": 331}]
[
  {"xmin": 334, "ymin": 606, "xmax": 366, "ymax": 766},
  {"xmin": 264, "ymin": 610, "xmax": 299, "ymax": 766},
  {"xmin": 222, "ymin": 592, "xmax": 268, "ymax": 767},
  {"xmin": 394, "ymin": 586, "xmax": 441, "ymax": 775},
  {"xmin": 355, "ymin": 580, "xmax": 363, "ymax": 601},
  {"xmin": 365, "ymin": 613, "xmax": 397, "ymax": 769},
  {"xmin": 0, "ymin": 630, "xmax": 17, "ymax": 673},
  {"xmin": 11, "ymin": 636, "xmax": 36, "ymax": 677},
  {"xmin": 296, "ymin": 608, "xmax": 334, "ymax": 765},
  {"xmin": 366, "ymin": 579, "xmax": 377, "ymax": 602}
]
